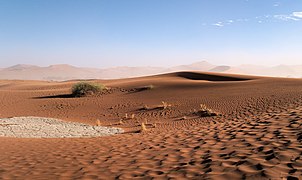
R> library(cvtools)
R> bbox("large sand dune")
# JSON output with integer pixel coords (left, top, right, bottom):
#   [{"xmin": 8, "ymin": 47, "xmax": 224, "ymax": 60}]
[{"xmin": 0, "ymin": 72, "xmax": 301, "ymax": 179}]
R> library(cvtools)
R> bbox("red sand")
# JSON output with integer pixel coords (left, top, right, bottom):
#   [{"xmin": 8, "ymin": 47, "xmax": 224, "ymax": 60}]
[{"xmin": 0, "ymin": 72, "xmax": 302, "ymax": 179}]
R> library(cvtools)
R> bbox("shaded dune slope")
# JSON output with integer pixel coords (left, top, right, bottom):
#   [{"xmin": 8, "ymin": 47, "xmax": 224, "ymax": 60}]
[{"xmin": 173, "ymin": 71, "xmax": 253, "ymax": 81}]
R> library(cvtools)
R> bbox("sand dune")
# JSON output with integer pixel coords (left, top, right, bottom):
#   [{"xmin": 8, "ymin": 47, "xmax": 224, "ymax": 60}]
[
  {"xmin": 0, "ymin": 71, "xmax": 302, "ymax": 179},
  {"xmin": 174, "ymin": 71, "xmax": 253, "ymax": 81}
]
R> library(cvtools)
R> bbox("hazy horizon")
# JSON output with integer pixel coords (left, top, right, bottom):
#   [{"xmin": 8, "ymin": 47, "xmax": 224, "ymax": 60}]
[
  {"xmin": 1, "ymin": 0, "xmax": 302, "ymax": 68},
  {"xmin": 1, "ymin": 60, "xmax": 302, "ymax": 69}
]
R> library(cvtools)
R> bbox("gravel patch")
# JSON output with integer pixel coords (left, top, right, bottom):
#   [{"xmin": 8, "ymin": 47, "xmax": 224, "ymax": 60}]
[{"xmin": 0, "ymin": 117, "xmax": 124, "ymax": 138}]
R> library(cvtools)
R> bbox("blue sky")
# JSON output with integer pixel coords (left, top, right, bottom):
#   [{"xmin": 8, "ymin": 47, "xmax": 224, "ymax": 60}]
[{"xmin": 0, "ymin": 0, "xmax": 301, "ymax": 68}]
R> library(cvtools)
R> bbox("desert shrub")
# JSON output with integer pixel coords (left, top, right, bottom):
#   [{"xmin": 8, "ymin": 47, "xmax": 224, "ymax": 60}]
[
  {"xmin": 72, "ymin": 82, "xmax": 106, "ymax": 97},
  {"xmin": 140, "ymin": 122, "xmax": 147, "ymax": 132},
  {"xmin": 96, "ymin": 119, "xmax": 101, "ymax": 126},
  {"xmin": 197, "ymin": 104, "xmax": 218, "ymax": 117},
  {"xmin": 142, "ymin": 85, "xmax": 154, "ymax": 90},
  {"xmin": 130, "ymin": 114, "xmax": 135, "ymax": 119},
  {"xmin": 136, "ymin": 85, "xmax": 154, "ymax": 92},
  {"xmin": 161, "ymin": 101, "xmax": 171, "ymax": 110},
  {"xmin": 180, "ymin": 116, "xmax": 187, "ymax": 120},
  {"xmin": 141, "ymin": 104, "xmax": 150, "ymax": 110}
]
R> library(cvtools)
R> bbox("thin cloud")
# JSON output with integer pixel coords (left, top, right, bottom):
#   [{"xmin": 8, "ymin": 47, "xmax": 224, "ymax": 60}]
[
  {"xmin": 212, "ymin": 22, "xmax": 224, "ymax": 27},
  {"xmin": 273, "ymin": 2, "xmax": 281, "ymax": 7},
  {"xmin": 274, "ymin": 12, "xmax": 302, "ymax": 21},
  {"xmin": 293, "ymin": 12, "xmax": 302, "ymax": 18},
  {"xmin": 211, "ymin": 18, "xmax": 237, "ymax": 27},
  {"xmin": 274, "ymin": 15, "xmax": 300, "ymax": 21},
  {"xmin": 210, "ymin": 11, "xmax": 302, "ymax": 28}
]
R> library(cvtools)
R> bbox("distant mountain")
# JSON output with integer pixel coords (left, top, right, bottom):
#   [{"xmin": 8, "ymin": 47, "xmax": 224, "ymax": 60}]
[
  {"xmin": 267, "ymin": 65, "xmax": 299, "ymax": 77},
  {"xmin": 5, "ymin": 64, "xmax": 40, "ymax": 71},
  {"xmin": 0, "ymin": 64, "xmax": 101, "ymax": 80},
  {"xmin": 209, "ymin": 65, "xmax": 231, "ymax": 72},
  {"xmin": 169, "ymin": 61, "xmax": 216, "ymax": 71},
  {"xmin": 291, "ymin": 65, "xmax": 302, "ymax": 71},
  {"xmin": 0, "ymin": 61, "xmax": 301, "ymax": 80},
  {"xmin": 96, "ymin": 66, "xmax": 165, "ymax": 79},
  {"xmin": 235, "ymin": 64, "xmax": 302, "ymax": 78}
]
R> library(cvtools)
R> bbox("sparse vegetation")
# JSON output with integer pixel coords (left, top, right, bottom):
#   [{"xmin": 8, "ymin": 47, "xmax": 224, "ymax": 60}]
[
  {"xmin": 71, "ymin": 82, "xmax": 106, "ymax": 97},
  {"xmin": 180, "ymin": 116, "xmax": 187, "ymax": 120},
  {"xmin": 96, "ymin": 119, "xmax": 101, "ymax": 126},
  {"xmin": 140, "ymin": 122, "xmax": 147, "ymax": 132},
  {"xmin": 130, "ymin": 114, "xmax": 135, "ymax": 119},
  {"xmin": 136, "ymin": 85, "xmax": 154, "ymax": 91},
  {"xmin": 196, "ymin": 104, "xmax": 218, "ymax": 117},
  {"xmin": 161, "ymin": 101, "xmax": 171, "ymax": 110},
  {"xmin": 123, "ymin": 113, "xmax": 135, "ymax": 120},
  {"xmin": 153, "ymin": 123, "xmax": 157, "ymax": 128},
  {"xmin": 140, "ymin": 101, "xmax": 171, "ymax": 111},
  {"xmin": 141, "ymin": 104, "xmax": 150, "ymax": 110},
  {"xmin": 143, "ymin": 84, "xmax": 154, "ymax": 90}
]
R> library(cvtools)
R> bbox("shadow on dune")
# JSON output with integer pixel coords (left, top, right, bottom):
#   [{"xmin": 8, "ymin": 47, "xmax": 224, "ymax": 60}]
[
  {"xmin": 33, "ymin": 94, "xmax": 75, "ymax": 99},
  {"xmin": 175, "ymin": 72, "xmax": 252, "ymax": 81}
]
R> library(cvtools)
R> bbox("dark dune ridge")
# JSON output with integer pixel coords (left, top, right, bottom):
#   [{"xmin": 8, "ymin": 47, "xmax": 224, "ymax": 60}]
[{"xmin": 174, "ymin": 71, "xmax": 254, "ymax": 81}]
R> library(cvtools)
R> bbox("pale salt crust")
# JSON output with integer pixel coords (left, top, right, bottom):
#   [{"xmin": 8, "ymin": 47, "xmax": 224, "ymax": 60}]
[{"xmin": 0, "ymin": 117, "xmax": 123, "ymax": 138}]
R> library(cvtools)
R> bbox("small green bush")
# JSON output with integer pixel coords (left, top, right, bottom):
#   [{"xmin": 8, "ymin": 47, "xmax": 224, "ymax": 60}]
[{"xmin": 72, "ymin": 82, "xmax": 106, "ymax": 97}]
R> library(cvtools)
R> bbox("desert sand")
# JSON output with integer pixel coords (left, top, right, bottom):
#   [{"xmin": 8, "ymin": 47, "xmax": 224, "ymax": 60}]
[
  {"xmin": 0, "ymin": 71, "xmax": 301, "ymax": 179},
  {"xmin": 0, "ymin": 117, "xmax": 123, "ymax": 138}
]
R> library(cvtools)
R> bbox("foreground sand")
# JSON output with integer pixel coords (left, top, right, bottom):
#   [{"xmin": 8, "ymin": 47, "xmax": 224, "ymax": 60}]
[{"xmin": 0, "ymin": 72, "xmax": 301, "ymax": 179}]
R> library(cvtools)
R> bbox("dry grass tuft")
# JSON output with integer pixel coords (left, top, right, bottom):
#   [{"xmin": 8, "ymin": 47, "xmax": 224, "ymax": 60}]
[
  {"xmin": 140, "ymin": 122, "xmax": 147, "ymax": 132},
  {"xmin": 153, "ymin": 123, "xmax": 157, "ymax": 128},
  {"xmin": 161, "ymin": 101, "xmax": 171, "ymax": 110},
  {"xmin": 197, "ymin": 104, "xmax": 218, "ymax": 117},
  {"xmin": 119, "ymin": 119, "xmax": 124, "ymax": 125},
  {"xmin": 141, "ymin": 101, "xmax": 171, "ymax": 111},
  {"xmin": 180, "ymin": 116, "xmax": 187, "ymax": 120},
  {"xmin": 130, "ymin": 114, "xmax": 135, "ymax": 119},
  {"xmin": 96, "ymin": 119, "xmax": 101, "ymax": 126},
  {"xmin": 137, "ymin": 85, "xmax": 154, "ymax": 91},
  {"xmin": 141, "ymin": 104, "xmax": 150, "ymax": 110}
]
